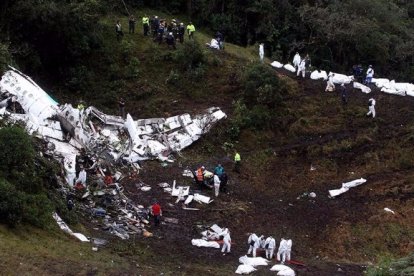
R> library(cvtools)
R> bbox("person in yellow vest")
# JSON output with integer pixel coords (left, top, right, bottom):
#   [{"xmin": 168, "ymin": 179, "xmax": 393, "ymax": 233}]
[
  {"xmin": 142, "ymin": 15, "xmax": 149, "ymax": 36},
  {"xmin": 234, "ymin": 150, "xmax": 241, "ymax": 173},
  {"xmin": 186, "ymin": 22, "xmax": 196, "ymax": 40}
]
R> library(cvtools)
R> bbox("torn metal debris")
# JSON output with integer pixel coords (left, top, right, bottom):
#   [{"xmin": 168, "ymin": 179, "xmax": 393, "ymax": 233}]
[{"xmin": 0, "ymin": 67, "xmax": 226, "ymax": 240}]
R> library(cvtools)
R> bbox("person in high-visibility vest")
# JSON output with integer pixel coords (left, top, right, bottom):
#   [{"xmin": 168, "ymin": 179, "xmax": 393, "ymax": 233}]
[
  {"xmin": 196, "ymin": 166, "xmax": 205, "ymax": 189},
  {"xmin": 142, "ymin": 15, "xmax": 149, "ymax": 36},
  {"xmin": 186, "ymin": 22, "xmax": 196, "ymax": 40},
  {"xmin": 234, "ymin": 150, "xmax": 241, "ymax": 173}
]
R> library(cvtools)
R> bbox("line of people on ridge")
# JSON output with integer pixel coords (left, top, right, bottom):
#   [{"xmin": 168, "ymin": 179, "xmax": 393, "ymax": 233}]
[
  {"xmin": 115, "ymin": 15, "xmax": 196, "ymax": 48},
  {"xmin": 247, "ymin": 233, "xmax": 293, "ymax": 263}
]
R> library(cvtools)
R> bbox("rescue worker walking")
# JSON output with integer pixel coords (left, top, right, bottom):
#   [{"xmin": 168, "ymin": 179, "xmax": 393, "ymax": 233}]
[
  {"xmin": 220, "ymin": 228, "xmax": 231, "ymax": 255},
  {"xmin": 297, "ymin": 59, "xmax": 306, "ymax": 78},
  {"xmin": 115, "ymin": 20, "xmax": 123, "ymax": 41},
  {"xmin": 178, "ymin": 22, "xmax": 185, "ymax": 43},
  {"xmin": 219, "ymin": 172, "xmax": 228, "ymax": 193},
  {"xmin": 151, "ymin": 201, "xmax": 162, "ymax": 226},
  {"xmin": 293, "ymin": 52, "xmax": 301, "ymax": 70},
  {"xmin": 264, "ymin": 236, "xmax": 276, "ymax": 259},
  {"xmin": 129, "ymin": 15, "xmax": 136, "ymax": 34},
  {"xmin": 325, "ymin": 73, "xmax": 335, "ymax": 92},
  {"xmin": 340, "ymin": 83, "xmax": 348, "ymax": 105},
  {"xmin": 367, "ymin": 98, "xmax": 376, "ymax": 118},
  {"xmin": 142, "ymin": 15, "xmax": 149, "ymax": 36},
  {"xmin": 365, "ymin": 65, "xmax": 374, "ymax": 85},
  {"xmin": 187, "ymin": 22, "xmax": 196, "ymax": 40},
  {"xmin": 118, "ymin": 97, "xmax": 126, "ymax": 119},
  {"xmin": 213, "ymin": 173, "xmax": 221, "ymax": 197},
  {"xmin": 247, "ymin": 233, "xmax": 260, "ymax": 257},
  {"xmin": 259, "ymin": 43, "xmax": 264, "ymax": 62},
  {"xmin": 277, "ymin": 238, "xmax": 292, "ymax": 263},
  {"xmin": 196, "ymin": 166, "xmax": 205, "ymax": 190},
  {"xmin": 234, "ymin": 150, "xmax": 241, "ymax": 173}
]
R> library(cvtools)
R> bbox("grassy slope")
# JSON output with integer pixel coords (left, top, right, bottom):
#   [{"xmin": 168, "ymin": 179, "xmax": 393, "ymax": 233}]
[{"xmin": 2, "ymin": 7, "xmax": 414, "ymax": 275}]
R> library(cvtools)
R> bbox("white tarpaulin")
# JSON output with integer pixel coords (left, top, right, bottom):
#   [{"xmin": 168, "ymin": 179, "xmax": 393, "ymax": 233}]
[
  {"xmin": 329, "ymin": 72, "xmax": 354, "ymax": 84},
  {"xmin": 235, "ymin": 265, "xmax": 257, "ymax": 274},
  {"xmin": 53, "ymin": 212, "xmax": 89, "ymax": 242},
  {"xmin": 271, "ymin": 61, "xmax": 283, "ymax": 68},
  {"xmin": 329, "ymin": 178, "xmax": 367, "ymax": 197},
  {"xmin": 283, "ymin": 64, "xmax": 296, "ymax": 73},
  {"xmin": 353, "ymin": 82, "xmax": 371, "ymax": 94},
  {"xmin": 239, "ymin": 255, "xmax": 269, "ymax": 266},
  {"xmin": 193, "ymin": 193, "xmax": 213, "ymax": 204},
  {"xmin": 270, "ymin": 264, "xmax": 296, "ymax": 276},
  {"xmin": 372, "ymin": 78, "xmax": 390, "ymax": 88},
  {"xmin": 310, "ymin": 70, "xmax": 328, "ymax": 80},
  {"xmin": 191, "ymin": 239, "xmax": 220, "ymax": 248}
]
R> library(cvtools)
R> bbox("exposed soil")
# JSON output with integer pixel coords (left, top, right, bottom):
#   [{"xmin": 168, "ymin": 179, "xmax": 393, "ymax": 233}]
[{"xmin": 111, "ymin": 69, "xmax": 414, "ymax": 275}]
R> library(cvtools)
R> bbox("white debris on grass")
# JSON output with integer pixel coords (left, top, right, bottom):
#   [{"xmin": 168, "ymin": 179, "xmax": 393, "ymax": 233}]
[
  {"xmin": 329, "ymin": 178, "xmax": 367, "ymax": 198},
  {"xmin": 384, "ymin": 207, "xmax": 395, "ymax": 215},
  {"xmin": 239, "ymin": 255, "xmax": 269, "ymax": 266},
  {"xmin": 191, "ymin": 239, "xmax": 220, "ymax": 248},
  {"xmin": 270, "ymin": 264, "xmax": 296, "ymax": 276},
  {"xmin": 270, "ymin": 61, "xmax": 284, "ymax": 68},
  {"xmin": 310, "ymin": 70, "xmax": 328, "ymax": 80},
  {"xmin": 53, "ymin": 212, "xmax": 89, "ymax": 242},
  {"xmin": 235, "ymin": 264, "xmax": 257, "ymax": 274},
  {"xmin": 329, "ymin": 72, "xmax": 354, "ymax": 84},
  {"xmin": 283, "ymin": 64, "xmax": 296, "ymax": 73},
  {"xmin": 353, "ymin": 82, "xmax": 371, "ymax": 94}
]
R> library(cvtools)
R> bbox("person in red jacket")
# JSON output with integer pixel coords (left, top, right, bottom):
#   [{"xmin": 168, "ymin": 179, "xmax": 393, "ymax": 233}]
[{"xmin": 151, "ymin": 201, "xmax": 162, "ymax": 226}]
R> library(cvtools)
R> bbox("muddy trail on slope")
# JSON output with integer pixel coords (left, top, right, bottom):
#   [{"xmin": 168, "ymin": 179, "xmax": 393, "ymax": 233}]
[{"xmin": 120, "ymin": 69, "xmax": 414, "ymax": 275}]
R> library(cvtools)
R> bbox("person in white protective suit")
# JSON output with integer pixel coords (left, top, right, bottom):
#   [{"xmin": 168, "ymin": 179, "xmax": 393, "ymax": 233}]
[
  {"xmin": 264, "ymin": 236, "xmax": 276, "ymax": 259},
  {"xmin": 364, "ymin": 65, "xmax": 374, "ymax": 85},
  {"xmin": 325, "ymin": 73, "xmax": 335, "ymax": 92},
  {"xmin": 247, "ymin": 233, "xmax": 260, "ymax": 257},
  {"xmin": 293, "ymin": 52, "xmax": 301, "ymax": 70},
  {"xmin": 213, "ymin": 173, "xmax": 221, "ymax": 197},
  {"xmin": 367, "ymin": 98, "xmax": 376, "ymax": 118},
  {"xmin": 277, "ymin": 238, "xmax": 292, "ymax": 263},
  {"xmin": 297, "ymin": 59, "xmax": 306, "ymax": 78},
  {"xmin": 76, "ymin": 168, "xmax": 87, "ymax": 186},
  {"xmin": 220, "ymin": 228, "xmax": 231, "ymax": 254},
  {"xmin": 259, "ymin": 43, "xmax": 264, "ymax": 62}
]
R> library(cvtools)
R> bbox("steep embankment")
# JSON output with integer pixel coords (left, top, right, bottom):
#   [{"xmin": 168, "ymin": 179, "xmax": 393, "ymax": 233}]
[{"xmin": 1, "ymin": 8, "xmax": 414, "ymax": 276}]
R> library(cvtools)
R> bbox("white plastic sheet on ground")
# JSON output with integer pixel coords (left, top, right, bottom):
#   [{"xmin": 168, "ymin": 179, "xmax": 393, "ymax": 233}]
[
  {"xmin": 271, "ymin": 61, "xmax": 284, "ymax": 68},
  {"xmin": 239, "ymin": 255, "xmax": 269, "ymax": 266},
  {"xmin": 270, "ymin": 264, "xmax": 296, "ymax": 276},
  {"xmin": 235, "ymin": 264, "xmax": 257, "ymax": 274},
  {"xmin": 310, "ymin": 70, "xmax": 328, "ymax": 80},
  {"xmin": 353, "ymin": 82, "xmax": 371, "ymax": 94},
  {"xmin": 283, "ymin": 64, "xmax": 296, "ymax": 73},
  {"xmin": 329, "ymin": 72, "xmax": 354, "ymax": 84},
  {"xmin": 329, "ymin": 178, "xmax": 367, "ymax": 197},
  {"xmin": 372, "ymin": 78, "xmax": 390, "ymax": 88},
  {"xmin": 380, "ymin": 80, "xmax": 411, "ymax": 96},
  {"xmin": 53, "ymin": 212, "xmax": 89, "ymax": 242},
  {"xmin": 193, "ymin": 193, "xmax": 213, "ymax": 204},
  {"xmin": 191, "ymin": 239, "xmax": 220, "ymax": 248}
]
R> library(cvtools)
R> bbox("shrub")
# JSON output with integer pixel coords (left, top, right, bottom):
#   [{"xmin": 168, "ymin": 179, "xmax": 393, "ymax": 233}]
[{"xmin": 173, "ymin": 40, "xmax": 207, "ymax": 71}]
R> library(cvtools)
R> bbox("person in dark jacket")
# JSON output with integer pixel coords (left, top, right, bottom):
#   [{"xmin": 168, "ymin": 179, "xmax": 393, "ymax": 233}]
[
  {"xmin": 340, "ymin": 83, "xmax": 348, "ymax": 105},
  {"xmin": 178, "ymin": 23, "xmax": 185, "ymax": 43}
]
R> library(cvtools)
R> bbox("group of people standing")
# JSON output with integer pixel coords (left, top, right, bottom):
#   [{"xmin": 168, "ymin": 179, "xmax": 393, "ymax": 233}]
[
  {"xmin": 115, "ymin": 14, "xmax": 196, "ymax": 49},
  {"xmin": 247, "ymin": 233, "xmax": 293, "ymax": 263}
]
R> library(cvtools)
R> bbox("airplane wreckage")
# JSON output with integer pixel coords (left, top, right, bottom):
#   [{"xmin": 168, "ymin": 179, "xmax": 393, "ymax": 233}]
[{"xmin": 0, "ymin": 67, "xmax": 226, "ymax": 240}]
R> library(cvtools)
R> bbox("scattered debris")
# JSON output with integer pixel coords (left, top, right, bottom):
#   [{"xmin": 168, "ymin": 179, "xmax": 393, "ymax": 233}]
[
  {"xmin": 235, "ymin": 264, "xmax": 257, "ymax": 274},
  {"xmin": 270, "ymin": 264, "xmax": 296, "ymax": 276},
  {"xmin": 239, "ymin": 255, "xmax": 269, "ymax": 266},
  {"xmin": 53, "ymin": 212, "xmax": 89, "ymax": 242},
  {"xmin": 384, "ymin": 208, "xmax": 395, "ymax": 215},
  {"xmin": 0, "ymin": 67, "xmax": 227, "ymax": 240},
  {"xmin": 328, "ymin": 178, "xmax": 367, "ymax": 198}
]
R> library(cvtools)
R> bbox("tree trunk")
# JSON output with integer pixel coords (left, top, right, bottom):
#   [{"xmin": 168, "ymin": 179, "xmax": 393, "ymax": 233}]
[{"xmin": 187, "ymin": 0, "xmax": 192, "ymax": 18}]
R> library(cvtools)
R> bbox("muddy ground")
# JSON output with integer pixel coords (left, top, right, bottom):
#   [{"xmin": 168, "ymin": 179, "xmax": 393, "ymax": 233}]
[{"xmin": 109, "ymin": 70, "xmax": 414, "ymax": 275}]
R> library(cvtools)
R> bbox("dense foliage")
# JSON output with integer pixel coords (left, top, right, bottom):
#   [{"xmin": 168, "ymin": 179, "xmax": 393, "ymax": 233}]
[
  {"xmin": 145, "ymin": 0, "xmax": 414, "ymax": 80},
  {"xmin": 0, "ymin": 126, "xmax": 70, "ymax": 228}
]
